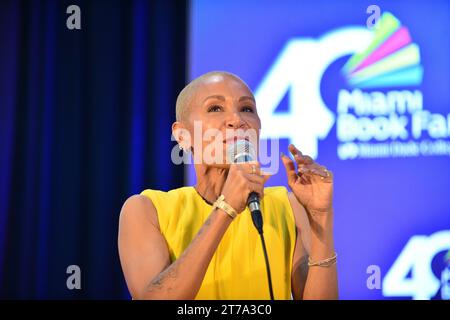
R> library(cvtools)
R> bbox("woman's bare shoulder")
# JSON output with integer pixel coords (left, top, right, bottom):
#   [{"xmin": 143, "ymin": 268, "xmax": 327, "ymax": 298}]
[{"xmin": 120, "ymin": 194, "xmax": 160, "ymax": 230}]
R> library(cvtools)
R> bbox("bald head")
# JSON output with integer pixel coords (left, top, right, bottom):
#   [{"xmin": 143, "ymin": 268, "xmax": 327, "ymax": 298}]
[{"xmin": 175, "ymin": 71, "xmax": 252, "ymax": 122}]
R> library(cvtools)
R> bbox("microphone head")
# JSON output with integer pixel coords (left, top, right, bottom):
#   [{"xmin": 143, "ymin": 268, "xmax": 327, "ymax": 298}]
[{"xmin": 226, "ymin": 139, "xmax": 256, "ymax": 163}]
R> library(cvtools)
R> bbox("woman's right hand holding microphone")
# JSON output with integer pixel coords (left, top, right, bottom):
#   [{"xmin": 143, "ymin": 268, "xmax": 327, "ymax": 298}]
[{"xmin": 220, "ymin": 162, "xmax": 271, "ymax": 214}]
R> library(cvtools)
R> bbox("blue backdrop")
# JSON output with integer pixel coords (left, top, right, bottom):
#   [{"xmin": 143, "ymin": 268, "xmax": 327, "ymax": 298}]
[
  {"xmin": 0, "ymin": 0, "xmax": 186, "ymax": 299},
  {"xmin": 189, "ymin": 0, "xmax": 450, "ymax": 299}
]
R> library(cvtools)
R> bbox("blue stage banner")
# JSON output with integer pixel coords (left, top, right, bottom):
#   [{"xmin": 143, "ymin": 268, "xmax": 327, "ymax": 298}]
[{"xmin": 188, "ymin": 0, "xmax": 450, "ymax": 299}]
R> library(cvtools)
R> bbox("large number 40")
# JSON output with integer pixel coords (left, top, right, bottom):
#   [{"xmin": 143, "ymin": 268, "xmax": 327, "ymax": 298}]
[
  {"xmin": 382, "ymin": 230, "xmax": 450, "ymax": 300},
  {"xmin": 253, "ymin": 28, "xmax": 371, "ymax": 159}
]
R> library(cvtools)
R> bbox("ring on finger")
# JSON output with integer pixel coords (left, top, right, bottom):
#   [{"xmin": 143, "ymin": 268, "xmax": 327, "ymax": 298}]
[
  {"xmin": 251, "ymin": 165, "xmax": 256, "ymax": 175},
  {"xmin": 320, "ymin": 168, "xmax": 330, "ymax": 180}
]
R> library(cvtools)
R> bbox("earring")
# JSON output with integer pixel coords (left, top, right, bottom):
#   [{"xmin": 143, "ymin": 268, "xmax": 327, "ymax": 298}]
[{"xmin": 179, "ymin": 144, "xmax": 183, "ymax": 150}]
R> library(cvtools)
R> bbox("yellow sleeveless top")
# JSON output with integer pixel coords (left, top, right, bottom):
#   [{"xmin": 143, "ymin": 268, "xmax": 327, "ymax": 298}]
[{"xmin": 141, "ymin": 186, "xmax": 296, "ymax": 300}]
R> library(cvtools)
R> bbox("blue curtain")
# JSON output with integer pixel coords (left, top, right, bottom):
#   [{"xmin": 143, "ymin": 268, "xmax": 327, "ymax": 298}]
[{"xmin": 0, "ymin": 0, "xmax": 186, "ymax": 299}]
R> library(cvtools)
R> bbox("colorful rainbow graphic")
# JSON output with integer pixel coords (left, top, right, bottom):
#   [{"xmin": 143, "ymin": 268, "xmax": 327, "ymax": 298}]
[
  {"xmin": 445, "ymin": 250, "xmax": 450, "ymax": 263},
  {"xmin": 342, "ymin": 12, "xmax": 423, "ymax": 88}
]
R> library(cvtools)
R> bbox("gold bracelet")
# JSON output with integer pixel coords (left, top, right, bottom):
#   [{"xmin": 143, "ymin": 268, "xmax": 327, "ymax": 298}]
[
  {"xmin": 308, "ymin": 253, "xmax": 337, "ymax": 267},
  {"xmin": 213, "ymin": 194, "xmax": 237, "ymax": 219}
]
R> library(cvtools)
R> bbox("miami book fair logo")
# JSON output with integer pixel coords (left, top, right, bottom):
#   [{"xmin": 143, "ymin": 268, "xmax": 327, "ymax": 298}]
[
  {"xmin": 254, "ymin": 11, "xmax": 450, "ymax": 299},
  {"xmin": 255, "ymin": 12, "xmax": 450, "ymax": 160}
]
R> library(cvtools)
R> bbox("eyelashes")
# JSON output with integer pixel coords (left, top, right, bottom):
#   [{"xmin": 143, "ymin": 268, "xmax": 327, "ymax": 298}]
[
  {"xmin": 207, "ymin": 105, "xmax": 223, "ymax": 112},
  {"xmin": 241, "ymin": 106, "xmax": 255, "ymax": 113},
  {"xmin": 207, "ymin": 105, "xmax": 255, "ymax": 113}
]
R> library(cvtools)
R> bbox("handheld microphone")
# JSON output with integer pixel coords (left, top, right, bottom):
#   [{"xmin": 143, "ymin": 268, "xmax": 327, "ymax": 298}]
[
  {"xmin": 226, "ymin": 140, "xmax": 263, "ymax": 234},
  {"xmin": 226, "ymin": 139, "xmax": 274, "ymax": 299}
]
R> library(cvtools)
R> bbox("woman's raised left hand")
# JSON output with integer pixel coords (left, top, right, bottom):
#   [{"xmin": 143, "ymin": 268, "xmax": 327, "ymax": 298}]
[{"xmin": 281, "ymin": 144, "xmax": 334, "ymax": 221}]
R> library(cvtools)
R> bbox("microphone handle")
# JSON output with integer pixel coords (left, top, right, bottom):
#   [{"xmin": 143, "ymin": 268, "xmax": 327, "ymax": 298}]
[{"xmin": 248, "ymin": 192, "xmax": 263, "ymax": 234}]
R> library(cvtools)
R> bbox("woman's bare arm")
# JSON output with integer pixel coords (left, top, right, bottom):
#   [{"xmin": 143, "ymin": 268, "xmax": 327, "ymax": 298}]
[
  {"xmin": 289, "ymin": 192, "xmax": 310, "ymax": 299},
  {"xmin": 118, "ymin": 194, "xmax": 232, "ymax": 299},
  {"xmin": 289, "ymin": 192, "xmax": 338, "ymax": 299}
]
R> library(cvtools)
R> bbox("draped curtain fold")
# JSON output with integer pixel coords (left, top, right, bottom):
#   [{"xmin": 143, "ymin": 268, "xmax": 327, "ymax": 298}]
[{"xmin": 0, "ymin": 0, "xmax": 186, "ymax": 299}]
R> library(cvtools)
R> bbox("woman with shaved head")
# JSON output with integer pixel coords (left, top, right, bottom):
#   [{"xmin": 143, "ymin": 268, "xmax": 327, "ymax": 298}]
[{"xmin": 118, "ymin": 71, "xmax": 337, "ymax": 300}]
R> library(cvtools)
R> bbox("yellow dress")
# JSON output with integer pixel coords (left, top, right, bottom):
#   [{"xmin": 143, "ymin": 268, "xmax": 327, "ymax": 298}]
[{"xmin": 141, "ymin": 186, "xmax": 296, "ymax": 300}]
